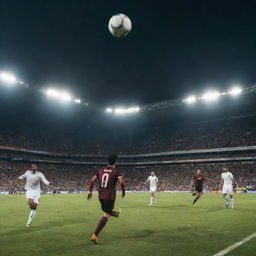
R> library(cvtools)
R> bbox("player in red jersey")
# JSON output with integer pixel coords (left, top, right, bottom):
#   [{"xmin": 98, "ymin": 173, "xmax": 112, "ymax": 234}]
[
  {"xmin": 190, "ymin": 169, "xmax": 210, "ymax": 205},
  {"xmin": 87, "ymin": 155, "xmax": 125, "ymax": 244}
]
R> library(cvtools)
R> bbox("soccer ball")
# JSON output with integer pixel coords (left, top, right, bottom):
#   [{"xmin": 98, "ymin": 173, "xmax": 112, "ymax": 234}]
[{"xmin": 108, "ymin": 13, "xmax": 132, "ymax": 38}]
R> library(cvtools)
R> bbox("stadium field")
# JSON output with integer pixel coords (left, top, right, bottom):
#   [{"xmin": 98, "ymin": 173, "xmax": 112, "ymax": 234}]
[{"xmin": 1, "ymin": 193, "xmax": 256, "ymax": 256}]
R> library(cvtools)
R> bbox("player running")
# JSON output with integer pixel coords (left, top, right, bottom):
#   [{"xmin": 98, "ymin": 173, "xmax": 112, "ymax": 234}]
[
  {"xmin": 220, "ymin": 167, "xmax": 235, "ymax": 209},
  {"xmin": 190, "ymin": 169, "xmax": 210, "ymax": 205},
  {"xmin": 145, "ymin": 171, "xmax": 158, "ymax": 207},
  {"xmin": 191, "ymin": 169, "xmax": 204, "ymax": 205},
  {"xmin": 8, "ymin": 163, "xmax": 51, "ymax": 227},
  {"xmin": 87, "ymin": 155, "xmax": 125, "ymax": 244}
]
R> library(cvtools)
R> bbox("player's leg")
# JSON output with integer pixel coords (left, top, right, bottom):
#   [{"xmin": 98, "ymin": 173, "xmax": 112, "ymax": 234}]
[
  {"xmin": 229, "ymin": 195, "xmax": 234, "ymax": 208},
  {"xmin": 192, "ymin": 191, "xmax": 201, "ymax": 205},
  {"xmin": 149, "ymin": 191, "xmax": 153, "ymax": 206},
  {"xmin": 26, "ymin": 192, "xmax": 40, "ymax": 227},
  {"xmin": 223, "ymin": 191, "xmax": 230, "ymax": 208},
  {"xmin": 152, "ymin": 191, "xmax": 157, "ymax": 204},
  {"xmin": 91, "ymin": 199, "xmax": 115, "ymax": 243},
  {"xmin": 26, "ymin": 198, "xmax": 38, "ymax": 227},
  {"xmin": 228, "ymin": 187, "xmax": 234, "ymax": 208}
]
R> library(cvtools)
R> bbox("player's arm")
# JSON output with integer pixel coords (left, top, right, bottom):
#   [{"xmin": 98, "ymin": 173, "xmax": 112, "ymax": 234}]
[
  {"xmin": 145, "ymin": 177, "xmax": 149, "ymax": 185},
  {"xmin": 7, "ymin": 178, "xmax": 20, "ymax": 190},
  {"xmin": 8, "ymin": 172, "xmax": 26, "ymax": 189},
  {"xmin": 40, "ymin": 173, "xmax": 51, "ymax": 186},
  {"xmin": 87, "ymin": 175, "xmax": 97, "ymax": 200},
  {"xmin": 118, "ymin": 176, "xmax": 125, "ymax": 198}
]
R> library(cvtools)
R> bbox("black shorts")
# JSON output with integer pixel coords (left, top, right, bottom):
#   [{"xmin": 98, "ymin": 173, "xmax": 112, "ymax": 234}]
[
  {"xmin": 99, "ymin": 199, "xmax": 115, "ymax": 215},
  {"xmin": 195, "ymin": 186, "xmax": 203, "ymax": 193}
]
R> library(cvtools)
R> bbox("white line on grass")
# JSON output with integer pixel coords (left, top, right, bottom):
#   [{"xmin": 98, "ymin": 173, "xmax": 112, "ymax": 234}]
[{"xmin": 212, "ymin": 232, "xmax": 256, "ymax": 256}]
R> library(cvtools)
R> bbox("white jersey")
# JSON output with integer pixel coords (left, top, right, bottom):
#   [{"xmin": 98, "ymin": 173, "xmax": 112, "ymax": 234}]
[
  {"xmin": 221, "ymin": 172, "xmax": 233, "ymax": 187},
  {"xmin": 147, "ymin": 176, "xmax": 158, "ymax": 189},
  {"xmin": 19, "ymin": 170, "xmax": 50, "ymax": 192}
]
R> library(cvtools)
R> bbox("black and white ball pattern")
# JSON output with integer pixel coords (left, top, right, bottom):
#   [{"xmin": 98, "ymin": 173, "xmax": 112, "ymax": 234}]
[{"xmin": 108, "ymin": 14, "xmax": 132, "ymax": 38}]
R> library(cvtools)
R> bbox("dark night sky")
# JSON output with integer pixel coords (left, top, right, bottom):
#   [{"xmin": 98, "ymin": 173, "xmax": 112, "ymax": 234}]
[{"xmin": 1, "ymin": 0, "xmax": 256, "ymax": 108}]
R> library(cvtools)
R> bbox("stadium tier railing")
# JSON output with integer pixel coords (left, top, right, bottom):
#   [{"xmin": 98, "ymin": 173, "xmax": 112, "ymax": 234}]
[
  {"xmin": 0, "ymin": 145, "xmax": 256, "ymax": 159},
  {"xmin": 1, "ymin": 155, "xmax": 256, "ymax": 166}
]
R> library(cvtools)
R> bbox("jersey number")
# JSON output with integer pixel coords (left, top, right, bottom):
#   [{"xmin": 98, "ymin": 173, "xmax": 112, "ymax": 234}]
[{"xmin": 101, "ymin": 173, "xmax": 109, "ymax": 188}]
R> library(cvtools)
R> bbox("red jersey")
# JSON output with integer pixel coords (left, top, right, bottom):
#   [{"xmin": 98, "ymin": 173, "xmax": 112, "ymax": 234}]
[
  {"xmin": 96, "ymin": 166, "xmax": 121, "ymax": 200},
  {"xmin": 194, "ymin": 174, "xmax": 204, "ymax": 187}
]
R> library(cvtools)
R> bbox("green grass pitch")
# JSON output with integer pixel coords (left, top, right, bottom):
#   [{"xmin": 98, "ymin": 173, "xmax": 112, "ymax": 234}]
[{"xmin": 1, "ymin": 193, "xmax": 256, "ymax": 256}]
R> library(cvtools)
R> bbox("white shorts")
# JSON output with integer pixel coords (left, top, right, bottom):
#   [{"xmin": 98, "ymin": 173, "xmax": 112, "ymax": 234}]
[
  {"xmin": 150, "ymin": 187, "xmax": 157, "ymax": 193},
  {"xmin": 222, "ymin": 185, "xmax": 233, "ymax": 195},
  {"xmin": 26, "ymin": 190, "xmax": 41, "ymax": 204}
]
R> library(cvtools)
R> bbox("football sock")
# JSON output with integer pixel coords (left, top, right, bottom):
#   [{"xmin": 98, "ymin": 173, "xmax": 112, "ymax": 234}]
[
  {"xmin": 224, "ymin": 195, "xmax": 230, "ymax": 207},
  {"xmin": 193, "ymin": 196, "xmax": 200, "ymax": 204},
  {"xmin": 230, "ymin": 198, "xmax": 234, "ymax": 208},
  {"xmin": 149, "ymin": 196, "xmax": 153, "ymax": 205},
  {"xmin": 94, "ymin": 216, "xmax": 108, "ymax": 236},
  {"xmin": 27, "ymin": 210, "xmax": 36, "ymax": 225}
]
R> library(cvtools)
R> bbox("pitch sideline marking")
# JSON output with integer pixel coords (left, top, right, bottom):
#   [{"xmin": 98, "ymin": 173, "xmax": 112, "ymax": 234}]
[{"xmin": 212, "ymin": 232, "xmax": 256, "ymax": 256}]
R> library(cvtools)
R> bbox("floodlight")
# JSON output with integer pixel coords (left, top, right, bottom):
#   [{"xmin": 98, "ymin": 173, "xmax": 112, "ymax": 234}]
[
  {"xmin": 114, "ymin": 108, "xmax": 126, "ymax": 115},
  {"xmin": 0, "ymin": 72, "xmax": 17, "ymax": 84},
  {"xmin": 106, "ymin": 108, "xmax": 113, "ymax": 113},
  {"xmin": 46, "ymin": 89, "xmax": 59, "ymax": 97},
  {"xmin": 59, "ymin": 92, "xmax": 72, "ymax": 102},
  {"xmin": 183, "ymin": 95, "xmax": 196, "ymax": 104},
  {"xmin": 74, "ymin": 98, "xmax": 81, "ymax": 104},
  {"xmin": 229, "ymin": 87, "xmax": 242, "ymax": 96},
  {"xmin": 202, "ymin": 91, "xmax": 220, "ymax": 102}
]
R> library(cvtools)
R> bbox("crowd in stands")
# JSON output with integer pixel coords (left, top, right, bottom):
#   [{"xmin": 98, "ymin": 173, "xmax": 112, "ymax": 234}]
[
  {"xmin": 0, "ymin": 117, "xmax": 255, "ymax": 193},
  {"xmin": 0, "ymin": 117, "xmax": 256, "ymax": 155},
  {"xmin": 1, "ymin": 161, "xmax": 255, "ymax": 192}
]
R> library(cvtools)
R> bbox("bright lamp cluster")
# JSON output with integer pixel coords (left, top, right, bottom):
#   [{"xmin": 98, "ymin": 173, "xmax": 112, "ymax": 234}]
[
  {"xmin": 0, "ymin": 70, "xmax": 250, "ymax": 114},
  {"xmin": 105, "ymin": 106, "xmax": 140, "ymax": 115},
  {"xmin": 45, "ymin": 89, "xmax": 82, "ymax": 104},
  {"xmin": 0, "ymin": 71, "xmax": 86, "ymax": 106},
  {"xmin": 0, "ymin": 72, "xmax": 29, "ymax": 87},
  {"xmin": 183, "ymin": 87, "xmax": 242, "ymax": 104}
]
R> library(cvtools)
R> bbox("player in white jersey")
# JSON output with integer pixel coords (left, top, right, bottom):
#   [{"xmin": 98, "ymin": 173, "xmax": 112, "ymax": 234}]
[
  {"xmin": 145, "ymin": 171, "xmax": 158, "ymax": 206},
  {"xmin": 9, "ymin": 163, "xmax": 51, "ymax": 227},
  {"xmin": 220, "ymin": 167, "xmax": 235, "ymax": 209}
]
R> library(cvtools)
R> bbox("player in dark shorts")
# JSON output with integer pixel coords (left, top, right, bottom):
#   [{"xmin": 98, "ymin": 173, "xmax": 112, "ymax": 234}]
[
  {"xmin": 190, "ymin": 169, "xmax": 210, "ymax": 205},
  {"xmin": 87, "ymin": 155, "xmax": 125, "ymax": 244}
]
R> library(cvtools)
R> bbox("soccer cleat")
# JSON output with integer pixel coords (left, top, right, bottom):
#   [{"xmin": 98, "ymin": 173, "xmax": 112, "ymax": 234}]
[
  {"xmin": 112, "ymin": 211, "xmax": 120, "ymax": 217},
  {"xmin": 225, "ymin": 203, "xmax": 229, "ymax": 209},
  {"xmin": 148, "ymin": 204, "xmax": 152, "ymax": 207},
  {"xmin": 90, "ymin": 234, "xmax": 98, "ymax": 244},
  {"xmin": 26, "ymin": 223, "xmax": 30, "ymax": 228}
]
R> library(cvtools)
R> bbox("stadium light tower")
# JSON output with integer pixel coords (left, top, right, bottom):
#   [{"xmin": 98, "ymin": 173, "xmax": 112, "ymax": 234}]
[
  {"xmin": 74, "ymin": 98, "xmax": 81, "ymax": 104},
  {"xmin": 46, "ymin": 88, "xmax": 72, "ymax": 103},
  {"xmin": 183, "ymin": 95, "xmax": 196, "ymax": 104},
  {"xmin": 0, "ymin": 72, "xmax": 17, "ymax": 84},
  {"xmin": 105, "ymin": 108, "xmax": 113, "ymax": 113},
  {"xmin": 201, "ymin": 91, "xmax": 220, "ymax": 102},
  {"xmin": 229, "ymin": 87, "xmax": 242, "ymax": 96},
  {"xmin": 114, "ymin": 108, "xmax": 126, "ymax": 115},
  {"xmin": 59, "ymin": 92, "xmax": 72, "ymax": 102}
]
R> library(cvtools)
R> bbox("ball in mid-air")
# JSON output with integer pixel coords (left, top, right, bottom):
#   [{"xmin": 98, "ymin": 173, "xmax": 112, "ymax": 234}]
[{"xmin": 108, "ymin": 13, "xmax": 132, "ymax": 38}]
